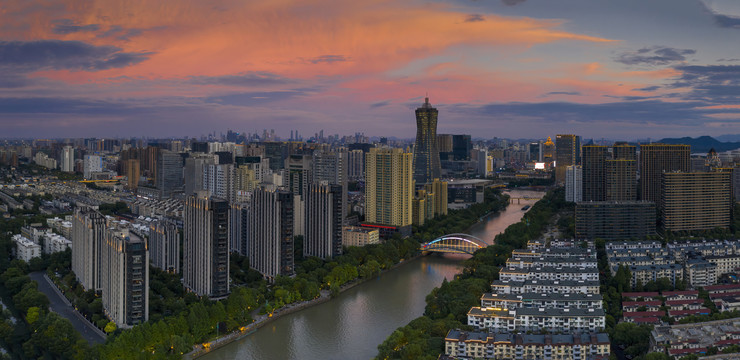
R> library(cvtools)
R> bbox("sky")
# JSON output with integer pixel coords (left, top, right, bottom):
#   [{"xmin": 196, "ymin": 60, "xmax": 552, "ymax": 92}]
[{"xmin": 1, "ymin": 0, "xmax": 740, "ymax": 140}]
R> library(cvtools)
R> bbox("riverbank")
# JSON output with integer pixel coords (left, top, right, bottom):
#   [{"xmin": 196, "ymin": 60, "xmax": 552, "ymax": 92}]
[{"xmin": 186, "ymin": 253, "xmax": 427, "ymax": 359}]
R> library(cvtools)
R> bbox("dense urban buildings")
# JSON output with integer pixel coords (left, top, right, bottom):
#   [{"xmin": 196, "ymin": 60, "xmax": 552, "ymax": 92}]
[
  {"xmin": 412, "ymin": 97, "xmax": 441, "ymax": 185},
  {"xmin": 183, "ymin": 193, "xmax": 230, "ymax": 299}
]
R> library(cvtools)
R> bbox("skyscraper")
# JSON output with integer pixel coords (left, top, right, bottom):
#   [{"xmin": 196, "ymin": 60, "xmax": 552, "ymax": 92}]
[
  {"xmin": 639, "ymin": 144, "xmax": 690, "ymax": 202},
  {"xmin": 183, "ymin": 193, "xmax": 230, "ymax": 299},
  {"xmin": 313, "ymin": 150, "xmax": 348, "ymax": 219},
  {"xmin": 305, "ymin": 182, "xmax": 343, "ymax": 259},
  {"xmin": 606, "ymin": 144, "xmax": 637, "ymax": 201},
  {"xmin": 565, "ymin": 165, "xmax": 582, "ymax": 202},
  {"xmin": 71, "ymin": 207, "xmax": 106, "ymax": 291},
  {"xmin": 543, "ymin": 137, "xmax": 555, "ymax": 164},
  {"xmin": 229, "ymin": 202, "xmax": 249, "ymax": 256},
  {"xmin": 412, "ymin": 97, "xmax": 441, "ymax": 184},
  {"xmin": 555, "ymin": 135, "xmax": 580, "ymax": 184},
  {"xmin": 124, "ymin": 159, "xmax": 140, "ymax": 191},
  {"xmin": 183, "ymin": 153, "xmax": 217, "ymax": 196},
  {"xmin": 581, "ymin": 145, "xmax": 607, "ymax": 202},
  {"xmin": 101, "ymin": 225, "xmax": 149, "ymax": 328},
  {"xmin": 286, "ymin": 154, "xmax": 312, "ymax": 237},
  {"xmin": 83, "ymin": 154, "xmax": 103, "ymax": 179},
  {"xmin": 424, "ymin": 178, "xmax": 448, "ymax": 217},
  {"xmin": 61, "ymin": 145, "xmax": 74, "ymax": 173},
  {"xmin": 149, "ymin": 219, "xmax": 179, "ymax": 273},
  {"xmin": 347, "ymin": 149, "xmax": 365, "ymax": 181},
  {"xmin": 248, "ymin": 188, "xmax": 294, "ymax": 281},
  {"xmin": 157, "ymin": 149, "xmax": 184, "ymax": 199},
  {"xmin": 203, "ymin": 163, "xmax": 235, "ymax": 201},
  {"xmin": 365, "ymin": 148, "xmax": 413, "ymax": 231}
]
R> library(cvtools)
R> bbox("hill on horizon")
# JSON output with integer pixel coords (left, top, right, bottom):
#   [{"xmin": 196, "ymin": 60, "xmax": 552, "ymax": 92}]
[{"xmin": 656, "ymin": 136, "xmax": 740, "ymax": 153}]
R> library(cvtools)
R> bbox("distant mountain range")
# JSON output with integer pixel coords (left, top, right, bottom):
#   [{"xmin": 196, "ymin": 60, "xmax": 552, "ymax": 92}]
[{"xmin": 656, "ymin": 136, "xmax": 740, "ymax": 153}]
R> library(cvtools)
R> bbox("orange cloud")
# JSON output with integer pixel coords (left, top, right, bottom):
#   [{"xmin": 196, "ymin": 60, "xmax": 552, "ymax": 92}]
[{"xmin": 4, "ymin": 0, "xmax": 613, "ymax": 84}]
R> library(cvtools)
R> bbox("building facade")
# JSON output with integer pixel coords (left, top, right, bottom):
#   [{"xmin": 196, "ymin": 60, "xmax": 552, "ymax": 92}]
[
  {"xmin": 183, "ymin": 193, "xmax": 230, "ymax": 299},
  {"xmin": 365, "ymin": 148, "xmax": 413, "ymax": 228},
  {"xmin": 101, "ymin": 227, "xmax": 149, "ymax": 328},
  {"xmin": 149, "ymin": 219, "xmax": 179, "ymax": 273},
  {"xmin": 575, "ymin": 201, "xmax": 656, "ymax": 240},
  {"xmin": 565, "ymin": 165, "xmax": 582, "ymax": 202},
  {"xmin": 581, "ymin": 145, "xmax": 607, "ymax": 202},
  {"xmin": 305, "ymin": 183, "xmax": 343, "ymax": 259},
  {"xmin": 639, "ymin": 144, "xmax": 690, "ymax": 202},
  {"xmin": 72, "ymin": 207, "xmax": 106, "ymax": 291},
  {"xmin": 660, "ymin": 171, "xmax": 732, "ymax": 232},
  {"xmin": 248, "ymin": 188, "xmax": 294, "ymax": 281}
]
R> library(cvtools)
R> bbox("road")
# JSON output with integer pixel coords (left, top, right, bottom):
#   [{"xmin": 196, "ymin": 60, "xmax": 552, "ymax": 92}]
[{"xmin": 28, "ymin": 272, "xmax": 106, "ymax": 344}]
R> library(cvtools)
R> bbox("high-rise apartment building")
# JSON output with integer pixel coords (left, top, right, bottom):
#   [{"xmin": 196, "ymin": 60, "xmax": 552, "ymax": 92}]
[
  {"xmin": 639, "ymin": 144, "xmax": 690, "ymax": 202},
  {"xmin": 203, "ymin": 163, "xmax": 235, "ymax": 201},
  {"xmin": 71, "ymin": 207, "xmax": 106, "ymax": 291},
  {"xmin": 555, "ymin": 135, "xmax": 580, "ymax": 184},
  {"xmin": 61, "ymin": 146, "xmax": 74, "ymax": 173},
  {"xmin": 606, "ymin": 144, "xmax": 637, "ymax": 201},
  {"xmin": 157, "ymin": 150, "xmax": 184, "ymax": 199},
  {"xmin": 101, "ymin": 226, "xmax": 149, "ymax": 328},
  {"xmin": 248, "ymin": 188, "xmax": 294, "ymax": 281},
  {"xmin": 575, "ymin": 201, "xmax": 656, "ymax": 240},
  {"xmin": 565, "ymin": 165, "xmax": 582, "ymax": 202},
  {"xmin": 183, "ymin": 153, "xmax": 217, "ymax": 196},
  {"xmin": 365, "ymin": 148, "xmax": 413, "ymax": 229},
  {"xmin": 424, "ymin": 178, "xmax": 448, "ymax": 217},
  {"xmin": 313, "ymin": 150, "xmax": 348, "ymax": 218},
  {"xmin": 149, "ymin": 219, "xmax": 179, "ymax": 273},
  {"xmin": 229, "ymin": 202, "xmax": 249, "ymax": 256},
  {"xmin": 413, "ymin": 97, "xmax": 441, "ymax": 184},
  {"xmin": 286, "ymin": 154, "xmax": 312, "ymax": 237},
  {"xmin": 529, "ymin": 142, "xmax": 543, "ymax": 162},
  {"xmin": 347, "ymin": 149, "xmax": 365, "ymax": 181},
  {"xmin": 83, "ymin": 154, "xmax": 103, "ymax": 179},
  {"xmin": 581, "ymin": 145, "xmax": 607, "ymax": 202},
  {"xmin": 305, "ymin": 183, "xmax": 343, "ymax": 259},
  {"xmin": 660, "ymin": 172, "xmax": 732, "ymax": 232},
  {"xmin": 183, "ymin": 193, "xmax": 230, "ymax": 299},
  {"xmin": 124, "ymin": 159, "xmax": 140, "ymax": 190}
]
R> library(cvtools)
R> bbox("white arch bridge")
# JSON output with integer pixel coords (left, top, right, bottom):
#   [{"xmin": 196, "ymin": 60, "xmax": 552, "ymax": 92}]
[{"xmin": 421, "ymin": 234, "xmax": 488, "ymax": 255}]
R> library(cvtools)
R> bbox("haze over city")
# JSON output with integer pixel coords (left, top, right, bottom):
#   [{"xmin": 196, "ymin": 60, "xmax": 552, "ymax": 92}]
[{"xmin": 1, "ymin": 0, "xmax": 739, "ymax": 139}]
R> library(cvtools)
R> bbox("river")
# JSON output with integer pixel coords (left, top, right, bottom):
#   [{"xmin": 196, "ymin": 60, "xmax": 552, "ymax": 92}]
[{"xmin": 200, "ymin": 189, "xmax": 543, "ymax": 360}]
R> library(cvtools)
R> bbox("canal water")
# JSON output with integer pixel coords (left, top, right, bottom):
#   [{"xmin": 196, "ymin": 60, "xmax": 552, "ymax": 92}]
[{"xmin": 200, "ymin": 189, "xmax": 543, "ymax": 360}]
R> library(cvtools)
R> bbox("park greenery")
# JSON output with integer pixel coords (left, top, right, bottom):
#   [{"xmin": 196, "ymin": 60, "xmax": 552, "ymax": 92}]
[{"xmin": 375, "ymin": 188, "xmax": 571, "ymax": 360}]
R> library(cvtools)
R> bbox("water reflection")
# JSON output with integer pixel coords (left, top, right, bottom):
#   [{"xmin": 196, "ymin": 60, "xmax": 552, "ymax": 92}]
[{"xmin": 201, "ymin": 189, "xmax": 542, "ymax": 360}]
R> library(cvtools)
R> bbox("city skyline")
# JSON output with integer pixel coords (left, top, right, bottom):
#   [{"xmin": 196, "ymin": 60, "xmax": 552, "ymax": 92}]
[{"xmin": 1, "ymin": 0, "xmax": 740, "ymax": 139}]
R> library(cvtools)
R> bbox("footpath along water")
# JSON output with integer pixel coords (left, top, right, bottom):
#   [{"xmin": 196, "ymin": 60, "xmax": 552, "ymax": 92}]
[{"xmin": 200, "ymin": 189, "xmax": 542, "ymax": 360}]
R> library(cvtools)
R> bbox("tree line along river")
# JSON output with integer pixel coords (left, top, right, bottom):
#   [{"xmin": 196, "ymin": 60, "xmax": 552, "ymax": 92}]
[{"xmin": 200, "ymin": 189, "xmax": 543, "ymax": 360}]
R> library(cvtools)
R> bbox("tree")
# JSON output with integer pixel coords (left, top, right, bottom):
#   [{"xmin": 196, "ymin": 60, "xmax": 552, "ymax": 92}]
[
  {"xmin": 26, "ymin": 307, "xmax": 40, "ymax": 324},
  {"xmin": 104, "ymin": 321, "xmax": 117, "ymax": 334}
]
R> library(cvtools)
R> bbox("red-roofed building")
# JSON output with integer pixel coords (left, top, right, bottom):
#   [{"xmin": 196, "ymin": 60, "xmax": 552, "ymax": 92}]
[
  {"xmin": 668, "ymin": 308, "xmax": 711, "ymax": 320},
  {"xmin": 623, "ymin": 311, "xmax": 665, "ymax": 322},
  {"xmin": 668, "ymin": 348, "xmax": 707, "ymax": 356},
  {"xmin": 665, "ymin": 299, "xmax": 705, "ymax": 310},
  {"xmin": 622, "ymin": 300, "xmax": 662, "ymax": 312},
  {"xmin": 621, "ymin": 292, "xmax": 659, "ymax": 300},
  {"xmin": 629, "ymin": 316, "xmax": 661, "ymax": 325},
  {"xmin": 662, "ymin": 290, "xmax": 699, "ymax": 301}
]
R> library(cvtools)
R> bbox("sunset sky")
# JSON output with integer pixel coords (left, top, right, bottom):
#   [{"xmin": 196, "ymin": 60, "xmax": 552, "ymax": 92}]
[{"xmin": 1, "ymin": 0, "xmax": 740, "ymax": 140}]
